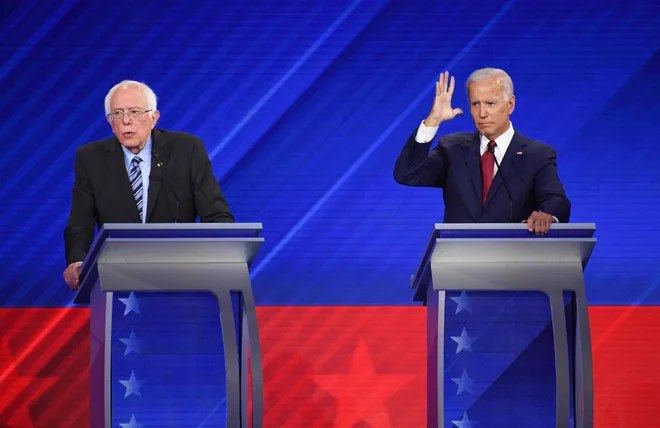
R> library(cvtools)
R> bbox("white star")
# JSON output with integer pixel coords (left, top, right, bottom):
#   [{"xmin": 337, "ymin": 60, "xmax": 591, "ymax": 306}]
[
  {"xmin": 452, "ymin": 411, "xmax": 477, "ymax": 428},
  {"xmin": 119, "ymin": 329, "xmax": 140, "ymax": 356},
  {"xmin": 450, "ymin": 327, "xmax": 475, "ymax": 354},
  {"xmin": 450, "ymin": 291, "xmax": 473, "ymax": 314},
  {"xmin": 451, "ymin": 369, "xmax": 474, "ymax": 395},
  {"xmin": 119, "ymin": 370, "xmax": 145, "ymax": 398},
  {"xmin": 118, "ymin": 292, "xmax": 141, "ymax": 316},
  {"xmin": 119, "ymin": 414, "xmax": 144, "ymax": 428}
]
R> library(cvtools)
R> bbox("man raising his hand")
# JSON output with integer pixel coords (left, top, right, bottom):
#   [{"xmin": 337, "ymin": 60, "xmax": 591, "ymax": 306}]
[{"xmin": 394, "ymin": 68, "xmax": 570, "ymax": 233}]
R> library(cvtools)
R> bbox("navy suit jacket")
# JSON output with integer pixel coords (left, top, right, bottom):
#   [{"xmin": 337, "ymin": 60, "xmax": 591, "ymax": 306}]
[{"xmin": 393, "ymin": 127, "xmax": 570, "ymax": 223}]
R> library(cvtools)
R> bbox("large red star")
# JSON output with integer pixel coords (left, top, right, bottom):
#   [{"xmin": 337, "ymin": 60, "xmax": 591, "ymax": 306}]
[
  {"xmin": 0, "ymin": 338, "xmax": 58, "ymax": 427},
  {"xmin": 314, "ymin": 339, "xmax": 416, "ymax": 427}
]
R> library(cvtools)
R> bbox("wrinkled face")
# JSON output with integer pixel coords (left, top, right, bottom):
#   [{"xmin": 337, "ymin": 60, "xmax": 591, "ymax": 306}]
[
  {"xmin": 467, "ymin": 77, "xmax": 515, "ymax": 140},
  {"xmin": 107, "ymin": 85, "xmax": 159, "ymax": 153}
]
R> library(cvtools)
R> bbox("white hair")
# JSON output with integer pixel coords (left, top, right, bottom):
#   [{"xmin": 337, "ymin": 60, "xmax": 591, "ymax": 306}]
[
  {"xmin": 465, "ymin": 68, "xmax": 514, "ymax": 100},
  {"xmin": 104, "ymin": 80, "xmax": 158, "ymax": 117}
]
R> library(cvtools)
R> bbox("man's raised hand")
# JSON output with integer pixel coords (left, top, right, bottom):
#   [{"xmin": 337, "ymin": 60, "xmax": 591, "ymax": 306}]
[{"xmin": 424, "ymin": 71, "xmax": 464, "ymax": 127}]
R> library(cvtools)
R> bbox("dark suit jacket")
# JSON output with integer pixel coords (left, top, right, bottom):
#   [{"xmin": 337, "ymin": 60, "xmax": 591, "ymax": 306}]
[
  {"xmin": 64, "ymin": 128, "xmax": 234, "ymax": 265},
  {"xmin": 393, "ymin": 127, "xmax": 570, "ymax": 223}
]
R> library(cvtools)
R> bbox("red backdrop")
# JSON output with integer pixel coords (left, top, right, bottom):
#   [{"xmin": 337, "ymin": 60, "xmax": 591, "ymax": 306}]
[{"xmin": 1, "ymin": 306, "xmax": 658, "ymax": 427}]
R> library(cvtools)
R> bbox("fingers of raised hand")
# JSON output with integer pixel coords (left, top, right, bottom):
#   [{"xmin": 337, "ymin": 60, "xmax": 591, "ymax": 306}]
[
  {"xmin": 448, "ymin": 74, "xmax": 455, "ymax": 95},
  {"xmin": 439, "ymin": 72, "xmax": 450, "ymax": 93}
]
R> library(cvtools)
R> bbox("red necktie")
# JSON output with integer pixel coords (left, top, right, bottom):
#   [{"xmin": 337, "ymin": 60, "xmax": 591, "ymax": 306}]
[{"xmin": 480, "ymin": 140, "xmax": 497, "ymax": 205}]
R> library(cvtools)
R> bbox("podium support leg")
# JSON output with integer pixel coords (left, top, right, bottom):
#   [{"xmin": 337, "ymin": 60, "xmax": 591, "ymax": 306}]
[
  {"xmin": 547, "ymin": 290, "xmax": 571, "ymax": 428},
  {"xmin": 89, "ymin": 279, "xmax": 113, "ymax": 428},
  {"xmin": 240, "ymin": 287, "xmax": 264, "ymax": 427},
  {"xmin": 427, "ymin": 290, "xmax": 446, "ymax": 428},
  {"xmin": 574, "ymin": 288, "xmax": 594, "ymax": 428},
  {"xmin": 217, "ymin": 291, "xmax": 240, "ymax": 426}
]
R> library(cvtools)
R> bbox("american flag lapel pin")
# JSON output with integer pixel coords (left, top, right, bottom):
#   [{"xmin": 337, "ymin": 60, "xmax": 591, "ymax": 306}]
[{"xmin": 517, "ymin": 151, "xmax": 523, "ymax": 155}]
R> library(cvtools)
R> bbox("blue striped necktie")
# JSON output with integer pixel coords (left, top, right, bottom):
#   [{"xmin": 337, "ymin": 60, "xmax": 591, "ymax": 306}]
[{"xmin": 129, "ymin": 156, "xmax": 143, "ymax": 220}]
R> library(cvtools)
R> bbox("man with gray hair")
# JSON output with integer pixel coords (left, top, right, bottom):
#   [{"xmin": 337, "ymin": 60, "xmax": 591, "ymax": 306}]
[
  {"xmin": 394, "ymin": 69, "xmax": 570, "ymax": 233},
  {"xmin": 63, "ymin": 80, "xmax": 234, "ymax": 289}
]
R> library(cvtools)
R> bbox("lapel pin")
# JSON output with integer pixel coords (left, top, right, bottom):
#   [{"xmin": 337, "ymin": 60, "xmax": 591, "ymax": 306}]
[{"xmin": 517, "ymin": 151, "xmax": 523, "ymax": 155}]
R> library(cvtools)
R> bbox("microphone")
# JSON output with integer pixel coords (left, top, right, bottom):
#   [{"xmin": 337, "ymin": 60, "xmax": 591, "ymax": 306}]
[
  {"xmin": 487, "ymin": 145, "xmax": 513, "ymax": 223},
  {"xmin": 153, "ymin": 151, "xmax": 180, "ymax": 223}
]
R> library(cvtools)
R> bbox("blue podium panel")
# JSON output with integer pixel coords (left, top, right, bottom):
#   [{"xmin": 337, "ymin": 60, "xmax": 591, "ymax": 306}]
[
  {"xmin": 110, "ymin": 291, "xmax": 232, "ymax": 427},
  {"xmin": 442, "ymin": 290, "xmax": 558, "ymax": 428}
]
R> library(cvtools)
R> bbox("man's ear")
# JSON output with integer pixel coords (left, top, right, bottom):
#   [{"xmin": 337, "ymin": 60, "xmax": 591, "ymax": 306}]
[{"xmin": 151, "ymin": 110, "xmax": 160, "ymax": 129}]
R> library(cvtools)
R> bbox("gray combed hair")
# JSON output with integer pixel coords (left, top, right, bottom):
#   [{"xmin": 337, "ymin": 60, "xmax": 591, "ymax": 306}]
[
  {"xmin": 104, "ymin": 80, "xmax": 158, "ymax": 117},
  {"xmin": 465, "ymin": 68, "xmax": 514, "ymax": 100}
]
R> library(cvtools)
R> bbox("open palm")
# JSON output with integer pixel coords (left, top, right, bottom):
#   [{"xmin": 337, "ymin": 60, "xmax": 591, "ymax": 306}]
[{"xmin": 427, "ymin": 71, "xmax": 463, "ymax": 125}]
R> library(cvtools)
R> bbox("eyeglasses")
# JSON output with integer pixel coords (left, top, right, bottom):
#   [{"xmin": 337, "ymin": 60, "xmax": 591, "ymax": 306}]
[{"xmin": 108, "ymin": 109, "xmax": 153, "ymax": 121}]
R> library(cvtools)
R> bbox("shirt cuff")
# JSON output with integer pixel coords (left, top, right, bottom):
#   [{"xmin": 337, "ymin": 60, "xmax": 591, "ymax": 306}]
[{"xmin": 415, "ymin": 120, "xmax": 439, "ymax": 143}]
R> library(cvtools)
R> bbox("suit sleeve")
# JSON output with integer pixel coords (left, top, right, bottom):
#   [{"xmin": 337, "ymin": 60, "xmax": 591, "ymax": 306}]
[
  {"xmin": 534, "ymin": 148, "xmax": 571, "ymax": 222},
  {"xmin": 191, "ymin": 138, "xmax": 235, "ymax": 223},
  {"xmin": 393, "ymin": 128, "xmax": 447, "ymax": 187},
  {"xmin": 64, "ymin": 148, "xmax": 97, "ymax": 265}
]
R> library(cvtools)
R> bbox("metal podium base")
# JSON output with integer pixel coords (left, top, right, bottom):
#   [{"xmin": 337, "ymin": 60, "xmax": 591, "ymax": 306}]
[
  {"xmin": 83, "ymin": 232, "xmax": 265, "ymax": 428},
  {"xmin": 411, "ymin": 226, "xmax": 596, "ymax": 428}
]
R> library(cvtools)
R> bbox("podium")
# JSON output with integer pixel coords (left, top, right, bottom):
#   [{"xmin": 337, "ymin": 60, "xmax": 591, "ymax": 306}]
[
  {"xmin": 411, "ymin": 224, "xmax": 596, "ymax": 428},
  {"xmin": 74, "ymin": 223, "xmax": 264, "ymax": 428}
]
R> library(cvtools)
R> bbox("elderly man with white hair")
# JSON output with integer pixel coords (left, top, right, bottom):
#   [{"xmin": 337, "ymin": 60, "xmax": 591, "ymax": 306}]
[
  {"xmin": 394, "ymin": 68, "xmax": 570, "ymax": 233},
  {"xmin": 63, "ymin": 80, "xmax": 234, "ymax": 289}
]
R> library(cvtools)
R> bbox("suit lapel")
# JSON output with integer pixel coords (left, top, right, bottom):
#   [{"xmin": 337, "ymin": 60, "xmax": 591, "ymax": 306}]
[
  {"xmin": 104, "ymin": 139, "xmax": 141, "ymax": 222},
  {"xmin": 460, "ymin": 133, "xmax": 483, "ymax": 217},
  {"xmin": 145, "ymin": 129, "xmax": 171, "ymax": 222},
  {"xmin": 484, "ymin": 131, "xmax": 526, "ymax": 207}
]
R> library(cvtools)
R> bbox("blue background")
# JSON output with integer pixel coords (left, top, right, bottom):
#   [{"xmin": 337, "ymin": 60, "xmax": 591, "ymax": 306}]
[{"xmin": 1, "ymin": 0, "xmax": 659, "ymax": 309}]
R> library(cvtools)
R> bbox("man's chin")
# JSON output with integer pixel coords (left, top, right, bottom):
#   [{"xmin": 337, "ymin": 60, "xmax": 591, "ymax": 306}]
[
  {"xmin": 118, "ymin": 139, "xmax": 143, "ymax": 152},
  {"xmin": 477, "ymin": 125, "xmax": 499, "ymax": 140},
  {"xmin": 476, "ymin": 126, "xmax": 491, "ymax": 136}
]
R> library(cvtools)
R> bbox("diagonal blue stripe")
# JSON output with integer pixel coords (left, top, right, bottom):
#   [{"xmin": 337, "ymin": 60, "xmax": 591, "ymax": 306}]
[
  {"xmin": 0, "ymin": 0, "xmax": 41, "ymax": 43},
  {"xmin": 207, "ymin": 0, "xmax": 366, "ymax": 162},
  {"xmin": 0, "ymin": 0, "xmax": 78, "ymax": 84},
  {"xmin": 249, "ymin": 0, "xmax": 518, "ymax": 280}
]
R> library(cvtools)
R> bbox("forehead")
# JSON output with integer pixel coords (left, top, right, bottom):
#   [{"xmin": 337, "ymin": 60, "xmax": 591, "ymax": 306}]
[
  {"xmin": 111, "ymin": 86, "xmax": 147, "ymax": 109},
  {"xmin": 468, "ymin": 78, "xmax": 504, "ymax": 100}
]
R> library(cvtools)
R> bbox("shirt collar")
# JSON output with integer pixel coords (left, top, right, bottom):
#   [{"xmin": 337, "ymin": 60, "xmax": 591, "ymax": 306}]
[{"xmin": 480, "ymin": 121, "xmax": 514, "ymax": 154}]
